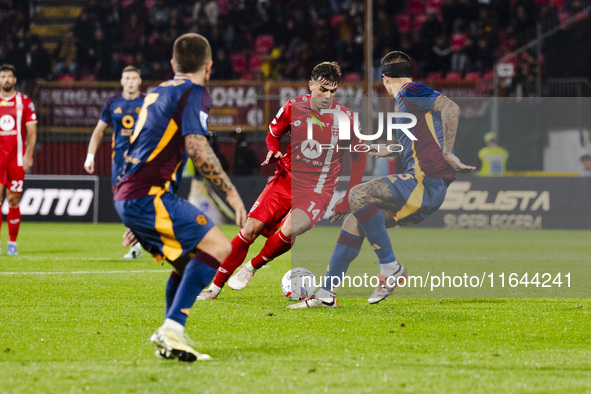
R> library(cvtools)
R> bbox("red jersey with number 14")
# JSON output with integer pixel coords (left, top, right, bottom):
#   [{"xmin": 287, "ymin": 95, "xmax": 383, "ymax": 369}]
[
  {"xmin": 269, "ymin": 95, "xmax": 360, "ymax": 194},
  {"xmin": 0, "ymin": 92, "xmax": 37, "ymax": 167}
]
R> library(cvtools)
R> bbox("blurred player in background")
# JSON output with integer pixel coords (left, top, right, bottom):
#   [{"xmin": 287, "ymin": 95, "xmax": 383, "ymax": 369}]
[
  {"xmin": 290, "ymin": 51, "xmax": 475, "ymax": 308},
  {"xmin": 478, "ymin": 132, "xmax": 509, "ymax": 176},
  {"xmin": 0, "ymin": 64, "xmax": 37, "ymax": 256},
  {"xmin": 113, "ymin": 33, "xmax": 246, "ymax": 361},
  {"xmin": 84, "ymin": 66, "xmax": 145, "ymax": 259},
  {"xmin": 198, "ymin": 62, "xmax": 366, "ymax": 300}
]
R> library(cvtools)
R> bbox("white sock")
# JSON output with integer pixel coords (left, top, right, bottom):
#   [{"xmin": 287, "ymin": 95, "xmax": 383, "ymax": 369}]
[
  {"xmin": 162, "ymin": 318, "xmax": 184, "ymax": 334},
  {"xmin": 317, "ymin": 288, "xmax": 335, "ymax": 300},
  {"xmin": 380, "ymin": 260, "xmax": 400, "ymax": 276},
  {"xmin": 208, "ymin": 283, "xmax": 222, "ymax": 294}
]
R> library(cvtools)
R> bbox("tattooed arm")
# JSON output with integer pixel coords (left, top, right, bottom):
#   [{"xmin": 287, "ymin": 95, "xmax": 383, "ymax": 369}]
[
  {"xmin": 185, "ymin": 134, "xmax": 246, "ymax": 226},
  {"xmin": 433, "ymin": 95, "xmax": 475, "ymax": 173}
]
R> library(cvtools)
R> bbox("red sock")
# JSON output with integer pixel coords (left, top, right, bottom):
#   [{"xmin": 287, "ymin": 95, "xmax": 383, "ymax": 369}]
[
  {"xmin": 0, "ymin": 209, "xmax": 3, "ymax": 237},
  {"xmin": 213, "ymin": 231, "xmax": 253, "ymax": 288},
  {"xmin": 251, "ymin": 230, "xmax": 294, "ymax": 269},
  {"xmin": 7, "ymin": 205, "xmax": 20, "ymax": 242}
]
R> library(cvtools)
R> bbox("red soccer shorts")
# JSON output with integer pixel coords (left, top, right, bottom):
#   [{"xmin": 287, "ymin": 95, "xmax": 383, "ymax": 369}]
[
  {"xmin": 248, "ymin": 170, "xmax": 333, "ymax": 237},
  {"xmin": 0, "ymin": 155, "xmax": 25, "ymax": 193}
]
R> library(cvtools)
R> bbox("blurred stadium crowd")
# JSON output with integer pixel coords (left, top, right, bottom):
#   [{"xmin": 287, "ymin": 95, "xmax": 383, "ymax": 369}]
[{"xmin": 2, "ymin": 0, "xmax": 588, "ymax": 84}]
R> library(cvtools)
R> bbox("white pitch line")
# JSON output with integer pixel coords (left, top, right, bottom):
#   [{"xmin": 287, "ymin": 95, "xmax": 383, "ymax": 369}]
[
  {"xmin": 1, "ymin": 257, "xmax": 126, "ymax": 261},
  {"xmin": 0, "ymin": 269, "xmax": 170, "ymax": 276}
]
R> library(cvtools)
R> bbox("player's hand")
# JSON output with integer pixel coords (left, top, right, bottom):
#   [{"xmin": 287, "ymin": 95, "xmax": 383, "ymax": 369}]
[
  {"xmin": 329, "ymin": 197, "xmax": 349, "ymax": 222},
  {"xmin": 122, "ymin": 228, "xmax": 138, "ymax": 247},
  {"xmin": 84, "ymin": 154, "xmax": 95, "ymax": 174},
  {"xmin": 368, "ymin": 144, "xmax": 401, "ymax": 157},
  {"xmin": 23, "ymin": 155, "xmax": 34, "ymax": 172},
  {"xmin": 261, "ymin": 150, "xmax": 282, "ymax": 166},
  {"xmin": 443, "ymin": 152, "xmax": 476, "ymax": 173},
  {"xmin": 226, "ymin": 188, "xmax": 247, "ymax": 227}
]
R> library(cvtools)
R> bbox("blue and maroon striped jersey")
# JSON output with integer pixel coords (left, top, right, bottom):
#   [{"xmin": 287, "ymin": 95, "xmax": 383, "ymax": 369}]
[
  {"xmin": 100, "ymin": 93, "xmax": 145, "ymax": 186},
  {"xmin": 114, "ymin": 75, "xmax": 211, "ymax": 200},
  {"xmin": 395, "ymin": 81, "xmax": 455, "ymax": 181}
]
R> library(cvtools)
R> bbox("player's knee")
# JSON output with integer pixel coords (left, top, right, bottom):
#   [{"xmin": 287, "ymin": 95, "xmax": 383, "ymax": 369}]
[
  {"xmin": 7, "ymin": 194, "xmax": 21, "ymax": 206},
  {"xmin": 241, "ymin": 221, "xmax": 263, "ymax": 240},
  {"xmin": 342, "ymin": 213, "xmax": 360, "ymax": 234},
  {"xmin": 288, "ymin": 221, "xmax": 308, "ymax": 237}
]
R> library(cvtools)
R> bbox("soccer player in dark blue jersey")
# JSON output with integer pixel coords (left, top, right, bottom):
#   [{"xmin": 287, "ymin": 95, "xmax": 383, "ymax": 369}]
[
  {"xmin": 113, "ymin": 33, "xmax": 246, "ymax": 361},
  {"xmin": 85, "ymin": 66, "xmax": 146, "ymax": 259},
  {"xmin": 290, "ymin": 51, "xmax": 475, "ymax": 308}
]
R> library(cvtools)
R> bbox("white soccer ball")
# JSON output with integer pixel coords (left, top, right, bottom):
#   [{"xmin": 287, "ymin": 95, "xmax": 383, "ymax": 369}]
[{"xmin": 281, "ymin": 267, "xmax": 316, "ymax": 301}]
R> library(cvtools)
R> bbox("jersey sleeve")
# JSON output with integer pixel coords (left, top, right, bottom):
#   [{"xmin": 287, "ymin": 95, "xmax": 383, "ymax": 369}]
[
  {"xmin": 24, "ymin": 96, "xmax": 37, "ymax": 124},
  {"xmin": 400, "ymin": 82, "xmax": 441, "ymax": 111},
  {"xmin": 100, "ymin": 98, "xmax": 112, "ymax": 124},
  {"xmin": 268, "ymin": 99, "xmax": 292, "ymax": 138},
  {"xmin": 181, "ymin": 86, "xmax": 211, "ymax": 137}
]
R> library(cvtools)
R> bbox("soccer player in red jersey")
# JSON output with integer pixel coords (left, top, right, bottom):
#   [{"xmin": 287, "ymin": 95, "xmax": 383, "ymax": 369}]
[
  {"xmin": 289, "ymin": 51, "xmax": 475, "ymax": 308},
  {"xmin": 198, "ymin": 62, "xmax": 366, "ymax": 299},
  {"xmin": 0, "ymin": 64, "xmax": 37, "ymax": 256}
]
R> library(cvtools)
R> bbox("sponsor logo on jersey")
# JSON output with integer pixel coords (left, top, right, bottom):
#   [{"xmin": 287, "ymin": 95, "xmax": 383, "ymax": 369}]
[
  {"xmin": 301, "ymin": 139, "xmax": 322, "ymax": 159},
  {"xmin": 1, "ymin": 100, "xmax": 14, "ymax": 106},
  {"xmin": 0, "ymin": 114, "xmax": 15, "ymax": 131}
]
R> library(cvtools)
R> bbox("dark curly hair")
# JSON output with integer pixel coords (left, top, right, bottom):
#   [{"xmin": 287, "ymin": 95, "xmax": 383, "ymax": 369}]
[{"xmin": 311, "ymin": 62, "xmax": 341, "ymax": 84}]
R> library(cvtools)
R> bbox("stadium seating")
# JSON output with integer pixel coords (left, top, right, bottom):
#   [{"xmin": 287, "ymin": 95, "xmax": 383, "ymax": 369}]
[
  {"xmin": 230, "ymin": 52, "xmax": 247, "ymax": 77},
  {"xmin": 255, "ymin": 35, "xmax": 274, "ymax": 55},
  {"xmin": 344, "ymin": 72, "xmax": 362, "ymax": 81},
  {"xmin": 395, "ymin": 14, "xmax": 411, "ymax": 33}
]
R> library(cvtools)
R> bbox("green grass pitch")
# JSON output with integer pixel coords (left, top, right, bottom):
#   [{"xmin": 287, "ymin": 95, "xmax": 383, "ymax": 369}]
[{"xmin": 1, "ymin": 223, "xmax": 590, "ymax": 393}]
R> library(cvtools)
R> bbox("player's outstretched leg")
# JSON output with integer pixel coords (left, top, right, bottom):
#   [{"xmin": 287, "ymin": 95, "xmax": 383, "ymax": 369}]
[
  {"xmin": 228, "ymin": 229, "xmax": 294, "ymax": 291},
  {"xmin": 352, "ymin": 204, "xmax": 407, "ymax": 304},
  {"xmin": 289, "ymin": 220, "xmax": 363, "ymax": 309},
  {"xmin": 123, "ymin": 242, "xmax": 143, "ymax": 259},
  {"xmin": 198, "ymin": 232, "xmax": 253, "ymax": 298},
  {"xmin": 152, "ymin": 251, "xmax": 221, "ymax": 361}
]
